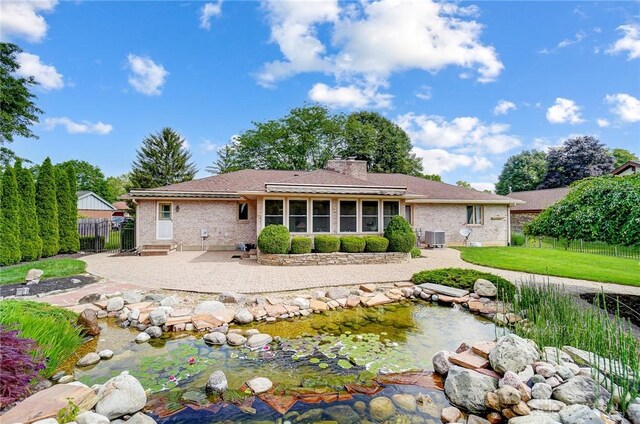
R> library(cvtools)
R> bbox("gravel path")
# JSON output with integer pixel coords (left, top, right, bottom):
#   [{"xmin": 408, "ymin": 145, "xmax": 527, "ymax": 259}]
[{"xmin": 81, "ymin": 248, "xmax": 640, "ymax": 295}]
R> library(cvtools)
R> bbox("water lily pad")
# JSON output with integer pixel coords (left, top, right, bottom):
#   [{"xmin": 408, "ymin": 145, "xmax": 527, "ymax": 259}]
[
  {"xmin": 337, "ymin": 359, "xmax": 353, "ymax": 369},
  {"xmin": 309, "ymin": 358, "xmax": 320, "ymax": 364},
  {"xmin": 318, "ymin": 363, "xmax": 328, "ymax": 369}
]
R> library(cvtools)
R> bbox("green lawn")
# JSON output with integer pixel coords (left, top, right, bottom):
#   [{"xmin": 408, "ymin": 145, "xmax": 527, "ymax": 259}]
[
  {"xmin": 457, "ymin": 247, "xmax": 640, "ymax": 287},
  {"xmin": 0, "ymin": 258, "xmax": 86, "ymax": 285}
]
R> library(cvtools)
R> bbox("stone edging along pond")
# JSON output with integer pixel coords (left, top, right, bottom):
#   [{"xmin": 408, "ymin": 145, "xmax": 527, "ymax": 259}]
[{"xmin": 257, "ymin": 251, "xmax": 410, "ymax": 266}]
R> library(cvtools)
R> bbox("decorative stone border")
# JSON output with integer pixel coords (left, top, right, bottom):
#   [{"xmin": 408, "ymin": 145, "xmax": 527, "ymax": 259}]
[{"xmin": 257, "ymin": 251, "xmax": 410, "ymax": 266}]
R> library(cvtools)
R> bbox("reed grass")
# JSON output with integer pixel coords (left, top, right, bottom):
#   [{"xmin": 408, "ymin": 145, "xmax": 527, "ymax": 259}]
[
  {"xmin": 0, "ymin": 300, "xmax": 84, "ymax": 377},
  {"xmin": 502, "ymin": 282, "xmax": 639, "ymax": 411}
]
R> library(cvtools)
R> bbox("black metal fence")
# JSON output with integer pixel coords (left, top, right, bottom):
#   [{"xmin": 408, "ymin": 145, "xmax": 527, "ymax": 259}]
[
  {"xmin": 78, "ymin": 218, "xmax": 136, "ymax": 253},
  {"xmin": 521, "ymin": 235, "xmax": 640, "ymax": 260}
]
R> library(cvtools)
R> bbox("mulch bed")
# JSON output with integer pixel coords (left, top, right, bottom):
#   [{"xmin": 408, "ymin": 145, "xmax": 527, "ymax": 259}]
[
  {"xmin": 0, "ymin": 274, "xmax": 99, "ymax": 298},
  {"xmin": 579, "ymin": 292, "xmax": 640, "ymax": 328}
]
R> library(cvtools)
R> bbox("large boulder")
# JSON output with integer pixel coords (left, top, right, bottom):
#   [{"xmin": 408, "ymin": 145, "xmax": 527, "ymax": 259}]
[
  {"xmin": 444, "ymin": 366, "xmax": 498, "ymax": 414},
  {"xmin": 552, "ymin": 377, "xmax": 601, "ymax": 407},
  {"xmin": 205, "ymin": 370, "xmax": 228, "ymax": 394},
  {"xmin": 77, "ymin": 309, "xmax": 101, "ymax": 336},
  {"xmin": 95, "ymin": 372, "xmax": 147, "ymax": 419},
  {"xmin": 489, "ymin": 334, "xmax": 539, "ymax": 374},
  {"xmin": 234, "ymin": 308, "xmax": 254, "ymax": 324},
  {"xmin": 559, "ymin": 404, "xmax": 604, "ymax": 424},
  {"xmin": 474, "ymin": 279, "xmax": 497, "ymax": 297},
  {"xmin": 25, "ymin": 268, "xmax": 44, "ymax": 284}
]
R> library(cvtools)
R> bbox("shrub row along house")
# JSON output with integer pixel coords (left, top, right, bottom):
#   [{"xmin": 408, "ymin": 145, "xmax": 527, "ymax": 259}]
[{"xmin": 124, "ymin": 159, "xmax": 522, "ymax": 252}]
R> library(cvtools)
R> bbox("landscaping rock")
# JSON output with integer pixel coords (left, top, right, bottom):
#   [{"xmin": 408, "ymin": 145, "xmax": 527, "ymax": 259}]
[
  {"xmin": 25, "ymin": 268, "xmax": 44, "ymax": 284},
  {"xmin": 326, "ymin": 288, "xmax": 350, "ymax": 300},
  {"xmin": 193, "ymin": 300, "xmax": 227, "ymax": 316},
  {"xmin": 513, "ymin": 401, "xmax": 531, "ymax": 416},
  {"xmin": 127, "ymin": 412, "xmax": 157, "ymax": 424},
  {"xmin": 490, "ymin": 334, "xmax": 540, "ymax": 374},
  {"xmin": 552, "ymin": 377, "xmax": 600, "ymax": 407},
  {"xmin": 95, "ymin": 372, "xmax": 146, "ymax": 419},
  {"xmin": 469, "ymin": 415, "xmax": 492, "ymax": 424},
  {"xmin": 246, "ymin": 334, "xmax": 272, "ymax": 350},
  {"xmin": 500, "ymin": 371, "xmax": 524, "ymax": 389},
  {"xmin": 159, "ymin": 295, "xmax": 178, "ymax": 307},
  {"xmin": 79, "ymin": 293, "xmax": 103, "ymax": 304},
  {"xmin": 144, "ymin": 294, "xmax": 165, "ymax": 302},
  {"xmin": 33, "ymin": 419, "xmax": 59, "ymax": 424},
  {"xmin": 294, "ymin": 408, "xmax": 323, "ymax": 423},
  {"xmin": 433, "ymin": 350, "xmax": 452, "ymax": 375},
  {"xmin": 205, "ymin": 371, "xmax": 228, "ymax": 394},
  {"xmin": 77, "ymin": 352, "xmax": 101, "ymax": 367},
  {"xmin": 627, "ymin": 404, "xmax": 640, "ymax": 424},
  {"xmin": 559, "ymin": 404, "xmax": 604, "ymax": 424},
  {"xmin": 536, "ymin": 364, "xmax": 556, "ymax": 378},
  {"xmin": 234, "ymin": 308, "xmax": 254, "ymax": 324},
  {"xmin": 291, "ymin": 297, "xmax": 310, "ymax": 310},
  {"xmin": 218, "ymin": 292, "xmax": 246, "ymax": 303},
  {"xmin": 474, "ymin": 279, "xmax": 497, "ymax": 297},
  {"xmin": 77, "ymin": 309, "xmax": 101, "ymax": 336},
  {"xmin": 76, "ymin": 411, "xmax": 110, "ymax": 424},
  {"xmin": 445, "ymin": 366, "xmax": 498, "ymax": 414},
  {"xmin": 392, "ymin": 393, "xmax": 417, "ymax": 412},
  {"xmin": 58, "ymin": 375, "xmax": 74, "ymax": 384},
  {"xmin": 121, "ymin": 292, "xmax": 143, "ymax": 305},
  {"xmin": 417, "ymin": 282, "xmax": 469, "ymax": 298},
  {"xmin": 203, "ymin": 332, "xmax": 227, "ymax": 345},
  {"xmin": 98, "ymin": 349, "xmax": 114, "ymax": 360},
  {"xmin": 246, "ymin": 377, "xmax": 272, "ymax": 394},
  {"xmin": 144, "ymin": 326, "xmax": 162, "ymax": 338},
  {"xmin": 148, "ymin": 309, "xmax": 167, "ymax": 326},
  {"xmin": 324, "ymin": 405, "xmax": 360, "ymax": 424},
  {"xmin": 226, "ymin": 333, "xmax": 247, "ymax": 346},
  {"xmin": 441, "ymin": 406, "xmax": 462, "ymax": 423},
  {"xmin": 508, "ymin": 415, "xmax": 561, "ymax": 424},
  {"xmin": 497, "ymin": 386, "xmax": 522, "ymax": 406},
  {"xmin": 532, "ymin": 383, "xmax": 553, "ymax": 400},
  {"xmin": 369, "ymin": 396, "xmax": 396, "ymax": 421},
  {"xmin": 527, "ymin": 399, "xmax": 566, "ymax": 412},
  {"xmin": 106, "ymin": 297, "xmax": 124, "ymax": 312},
  {"xmin": 135, "ymin": 332, "xmax": 150, "ymax": 343}
]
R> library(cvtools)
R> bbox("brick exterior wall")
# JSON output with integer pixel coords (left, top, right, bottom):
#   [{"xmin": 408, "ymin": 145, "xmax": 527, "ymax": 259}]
[
  {"xmin": 258, "ymin": 252, "xmax": 410, "ymax": 266},
  {"xmin": 136, "ymin": 199, "xmax": 257, "ymax": 250},
  {"xmin": 412, "ymin": 204, "xmax": 509, "ymax": 246},
  {"xmin": 510, "ymin": 212, "xmax": 539, "ymax": 234}
]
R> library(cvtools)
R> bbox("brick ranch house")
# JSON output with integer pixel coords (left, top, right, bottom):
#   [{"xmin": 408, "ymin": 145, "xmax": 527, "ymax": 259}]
[{"xmin": 125, "ymin": 159, "xmax": 523, "ymax": 252}]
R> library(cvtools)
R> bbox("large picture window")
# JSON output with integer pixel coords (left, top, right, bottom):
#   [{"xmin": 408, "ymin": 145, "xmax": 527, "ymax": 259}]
[
  {"xmin": 466, "ymin": 205, "xmax": 483, "ymax": 225},
  {"xmin": 361, "ymin": 200, "xmax": 379, "ymax": 232},
  {"xmin": 383, "ymin": 201, "xmax": 400, "ymax": 229},
  {"xmin": 312, "ymin": 200, "xmax": 331, "ymax": 233},
  {"xmin": 264, "ymin": 199, "xmax": 284, "ymax": 226},
  {"xmin": 339, "ymin": 201, "xmax": 357, "ymax": 233},
  {"xmin": 288, "ymin": 199, "xmax": 308, "ymax": 233}
]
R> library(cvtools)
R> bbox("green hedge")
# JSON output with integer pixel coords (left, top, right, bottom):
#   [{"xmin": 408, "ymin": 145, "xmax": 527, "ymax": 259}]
[
  {"xmin": 290, "ymin": 236, "xmax": 312, "ymax": 254},
  {"xmin": 340, "ymin": 236, "xmax": 366, "ymax": 253},
  {"xmin": 411, "ymin": 247, "xmax": 421, "ymax": 258},
  {"xmin": 411, "ymin": 267, "xmax": 515, "ymax": 301},
  {"xmin": 384, "ymin": 216, "xmax": 416, "ymax": 253},
  {"xmin": 314, "ymin": 235, "xmax": 340, "ymax": 253},
  {"xmin": 364, "ymin": 236, "xmax": 389, "ymax": 253},
  {"xmin": 258, "ymin": 225, "xmax": 291, "ymax": 254},
  {"xmin": 79, "ymin": 236, "xmax": 105, "ymax": 252}
]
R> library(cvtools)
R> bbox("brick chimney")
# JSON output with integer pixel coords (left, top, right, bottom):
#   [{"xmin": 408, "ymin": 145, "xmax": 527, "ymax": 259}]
[{"xmin": 324, "ymin": 157, "xmax": 368, "ymax": 180}]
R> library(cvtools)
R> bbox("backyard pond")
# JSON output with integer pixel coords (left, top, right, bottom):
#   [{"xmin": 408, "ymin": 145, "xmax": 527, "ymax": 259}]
[{"xmin": 71, "ymin": 300, "xmax": 501, "ymax": 423}]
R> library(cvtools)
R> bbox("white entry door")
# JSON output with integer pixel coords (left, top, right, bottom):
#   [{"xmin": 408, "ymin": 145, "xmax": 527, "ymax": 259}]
[{"xmin": 157, "ymin": 202, "xmax": 174, "ymax": 240}]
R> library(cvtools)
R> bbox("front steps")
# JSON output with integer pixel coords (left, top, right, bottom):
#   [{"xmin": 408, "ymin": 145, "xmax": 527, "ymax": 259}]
[{"xmin": 139, "ymin": 244, "xmax": 177, "ymax": 256}]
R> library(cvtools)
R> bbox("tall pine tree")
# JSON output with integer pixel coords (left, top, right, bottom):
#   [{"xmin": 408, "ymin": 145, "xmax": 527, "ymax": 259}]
[
  {"xmin": 36, "ymin": 157, "xmax": 59, "ymax": 257},
  {"xmin": 55, "ymin": 167, "xmax": 79, "ymax": 253},
  {"xmin": 15, "ymin": 159, "xmax": 42, "ymax": 261},
  {"xmin": 0, "ymin": 165, "xmax": 22, "ymax": 265},
  {"xmin": 129, "ymin": 128, "xmax": 197, "ymax": 189}
]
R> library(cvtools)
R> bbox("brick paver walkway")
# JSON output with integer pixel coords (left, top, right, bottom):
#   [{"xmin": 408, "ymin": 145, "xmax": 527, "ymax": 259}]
[{"xmin": 80, "ymin": 249, "xmax": 640, "ymax": 295}]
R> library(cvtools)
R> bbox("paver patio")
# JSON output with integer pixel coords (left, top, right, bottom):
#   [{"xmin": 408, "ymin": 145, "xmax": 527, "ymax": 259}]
[{"xmin": 81, "ymin": 248, "xmax": 640, "ymax": 295}]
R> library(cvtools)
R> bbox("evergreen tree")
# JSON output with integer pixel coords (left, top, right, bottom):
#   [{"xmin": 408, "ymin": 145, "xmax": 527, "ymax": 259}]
[
  {"xmin": 64, "ymin": 164, "xmax": 80, "ymax": 251},
  {"xmin": 15, "ymin": 159, "xmax": 42, "ymax": 261},
  {"xmin": 206, "ymin": 143, "xmax": 240, "ymax": 174},
  {"xmin": 55, "ymin": 167, "xmax": 78, "ymax": 253},
  {"xmin": 35, "ymin": 157, "xmax": 59, "ymax": 257},
  {"xmin": 0, "ymin": 165, "xmax": 22, "ymax": 265},
  {"xmin": 129, "ymin": 128, "xmax": 197, "ymax": 189}
]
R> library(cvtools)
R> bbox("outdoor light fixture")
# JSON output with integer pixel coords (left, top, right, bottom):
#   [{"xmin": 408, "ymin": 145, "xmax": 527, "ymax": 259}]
[{"xmin": 175, "ymin": 205, "xmax": 180, "ymax": 213}]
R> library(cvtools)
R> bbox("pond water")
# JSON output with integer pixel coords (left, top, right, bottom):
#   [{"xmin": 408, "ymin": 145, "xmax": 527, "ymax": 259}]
[{"xmin": 72, "ymin": 300, "xmax": 499, "ymax": 423}]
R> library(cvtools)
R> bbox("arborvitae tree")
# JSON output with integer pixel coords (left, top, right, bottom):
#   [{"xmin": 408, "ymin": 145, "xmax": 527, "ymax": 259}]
[
  {"xmin": 64, "ymin": 163, "xmax": 80, "ymax": 251},
  {"xmin": 35, "ymin": 157, "xmax": 59, "ymax": 257},
  {"xmin": 129, "ymin": 128, "xmax": 197, "ymax": 189},
  {"xmin": 55, "ymin": 167, "xmax": 78, "ymax": 253},
  {"xmin": 15, "ymin": 159, "xmax": 42, "ymax": 261},
  {"xmin": 0, "ymin": 165, "xmax": 22, "ymax": 265}
]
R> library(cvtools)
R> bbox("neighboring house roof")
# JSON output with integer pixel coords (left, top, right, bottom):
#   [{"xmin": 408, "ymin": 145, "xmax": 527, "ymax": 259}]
[
  {"xmin": 125, "ymin": 168, "xmax": 521, "ymax": 204},
  {"xmin": 77, "ymin": 190, "xmax": 117, "ymax": 211},
  {"xmin": 112, "ymin": 201, "xmax": 129, "ymax": 210},
  {"xmin": 612, "ymin": 160, "xmax": 640, "ymax": 176},
  {"xmin": 508, "ymin": 187, "xmax": 570, "ymax": 212}
]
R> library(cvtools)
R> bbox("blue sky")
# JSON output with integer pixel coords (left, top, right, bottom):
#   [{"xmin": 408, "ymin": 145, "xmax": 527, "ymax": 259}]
[{"xmin": 2, "ymin": 0, "xmax": 639, "ymax": 191}]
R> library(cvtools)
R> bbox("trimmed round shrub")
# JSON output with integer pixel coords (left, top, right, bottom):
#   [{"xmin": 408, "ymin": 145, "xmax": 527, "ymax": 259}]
[
  {"xmin": 364, "ymin": 236, "xmax": 389, "ymax": 253},
  {"xmin": 410, "ymin": 247, "xmax": 421, "ymax": 258},
  {"xmin": 411, "ymin": 267, "xmax": 515, "ymax": 301},
  {"xmin": 290, "ymin": 236, "xmax": 312, "ymax": 254},
  {"xmin": 314, "ymin": 235, "xmax": 340, "ymax": 253},
  {"xmin": 340, "ymin": 236, "xmax": 366, "ymax": 253},
  {"xmin": 257, "ymin": 225, "xmax": 290, "ymax": 254},
  {"xmin": 383, "ymin": 215, "xmax": 416, "ymax": 253}
]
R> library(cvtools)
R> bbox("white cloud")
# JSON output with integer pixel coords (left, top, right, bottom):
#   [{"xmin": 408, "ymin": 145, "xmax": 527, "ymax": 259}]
[
  {"xmin": 200, "ymin": 139, "xmax": 217, "ymax": 152},
  {"xmin": 493, "ymin": 100, "xmax": 516, "ymax": 115},
  {"xmin": 15, "ymin": 52, "xmax": 63, "ymax": 91},
  {"xmin": 546, "ymin": 98, "xmax": 585, "ymax": 124},
  {"xmin": 538, "ymin": 31, "xmax": 586, "ymax": 54},
  {"xmin": 605, "ymin": 93, "xmax": 640, "ymax": 123},
  {"xmin": 44, "ymin": 117, "xmax": 113, "ymax": 135},
  {"xmin": 127, "ymin": 54, "xmax": 168, "ymax": 96},
  {"xmin": 607, "ymin": 24, "xmax": 640, "ymax": 60},
  {"xmin": 415, "ymin": 85, "xmax": 432, "ymax": 101},
  {"xmin": 470, "ymin": 182, "xmax": 495, "ymax": 192},
  {"xmin": 412, "ymin": 147, "xmax": 492, "ymax": 174},
  {"xmin": 0, "ymin": 0, "xmax": 57, "ymax": 42},
  {"xmin": 308, "ymin": 82, "xmax": 392, "ymax": 109},
  {"xmin": 396, "ymin": 113, "xmax": 521, "ymax": 155},
  {"xmin": 199, "ymin": 1, "xmax": 223, "ymax": 30},
  {"xmin": 596, "ymin": 118, "xmax": 610, "ymax": 128},
  {"xmin": 259, "ymin": 0, "xmax": 503, "ymax": 108}
]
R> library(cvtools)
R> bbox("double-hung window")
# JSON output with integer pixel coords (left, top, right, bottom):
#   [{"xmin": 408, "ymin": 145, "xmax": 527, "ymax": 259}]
[
  {"xmin": 264, "ymin": 199, "xmax": 284, "ymax": 226},
  {"xmin": 339, "ymin": 201, "xmax": 357, "ymax": 233},
  {"xmin": 238, "ymin": 203, "xmax": 249, "ymax": 221},
  {"xmin": 383, "ymin": 201, "xmax": 400, "ymax": 229},
  {"xmin": 466, "ymin": 205, "xmax": 483, "ymax": 225},
  {"xmin": 288, "ymin": 200, "xmax": 308, "ymax": 233},
  {"xmin": 312, "ymin": 200, "xmax": 331, "ymax": 233},
  {"xmin": 361, "ymin": 201, "xmax": 379, "ymax": 232},
  {"xmin": 158, "ymin": 203, "xmax": 172, "ymax": 220}
]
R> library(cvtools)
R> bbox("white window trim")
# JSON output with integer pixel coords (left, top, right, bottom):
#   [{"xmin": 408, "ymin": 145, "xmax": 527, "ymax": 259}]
[
  {"xmin": 382, "ymin": 200, "xmax": 401, "ymax": 230},
  {"xmin": 156, "ymin": 201, "xmax": 173, "ymax": 240},
  {"xmin": 311, "ymin": 198, "xmax": 332, "ymax": 234},
  {"xmin": 360, "ymin": 199, "xmax": 380, "ymax": 234},
  {"xmin": 338, "ymin": 199, "xmax": 359, "ymax": 234},
  {"xmin": 466, "ymin": 205, "xmax": 484, "ymax": 226},
  {"xmin": 263, "ymin": 198, "xmax": 285, "ymax": 228},
  {"xmin": 288, "ymin": 198, "xmax": 309, "ymax": 234}
]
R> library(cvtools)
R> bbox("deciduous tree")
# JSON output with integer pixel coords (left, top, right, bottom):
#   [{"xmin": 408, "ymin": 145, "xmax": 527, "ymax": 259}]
[
  {"xmin": 495, "ymin": 150, "xmax": 547, "ymax": 195},
  {"xmin": 15, "ymin": 160, "xmax": 42, "ymax": 261},
  {"xmin": 610, "ymin": 148, "xmax": 638, "ymax": 168},
  {"xmin": 420, "ymin": 174, "xmax": 442, "ymax": 182},
  {"xmin": 0, "ymin": 165, "xmax": 22, "ymax": 265},
  {"xmin": 456, "ymin": 180, "xmax": 472, "ymax": 189},
  {"xmin": 35, "ymin": 158, "xmax": 59, "ymax": 257}
]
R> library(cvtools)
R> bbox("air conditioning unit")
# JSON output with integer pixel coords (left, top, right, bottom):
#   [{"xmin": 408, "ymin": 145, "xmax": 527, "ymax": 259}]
[{"xmin": 425, "ymin": 230, "xmax": 445, "ymax": 248}]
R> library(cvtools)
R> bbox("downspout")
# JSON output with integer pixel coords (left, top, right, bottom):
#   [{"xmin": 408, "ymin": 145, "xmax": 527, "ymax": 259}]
[{"xmin": 507, "ymin": 205, "xmax": 511, "ymax": 246}]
